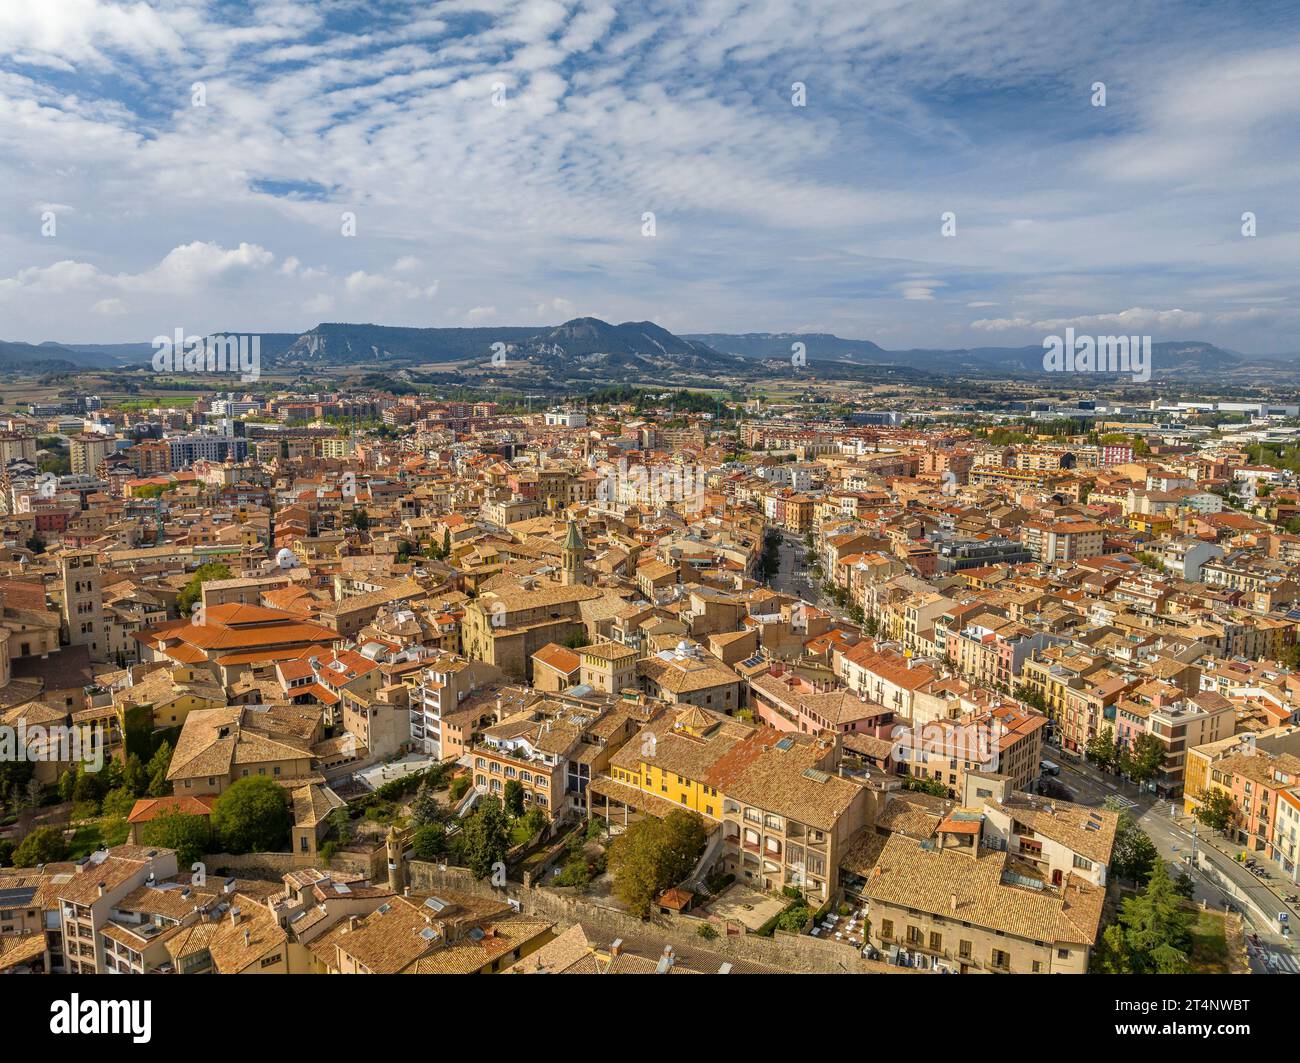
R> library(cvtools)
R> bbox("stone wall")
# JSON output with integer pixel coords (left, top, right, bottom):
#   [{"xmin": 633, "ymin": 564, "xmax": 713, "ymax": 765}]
[{"xmin": 407, "ymin": 861, "xmax": 914, "ymax": 974}]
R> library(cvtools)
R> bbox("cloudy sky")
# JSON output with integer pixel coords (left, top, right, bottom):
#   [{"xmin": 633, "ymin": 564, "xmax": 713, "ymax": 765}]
[{"xmin": 1, "ymin": 0, "xmax": 1298, "ymax": 352}]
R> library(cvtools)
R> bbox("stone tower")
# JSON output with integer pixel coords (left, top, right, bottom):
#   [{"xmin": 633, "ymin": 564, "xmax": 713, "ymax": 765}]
[
  {"xmin": 561, "ymin": 519, "xmax": 588, "ymax": 587},
  {"xmin": 386, "ymin": 825, "xmax": 405, "ymax": 894},
  {"xmin": 60, "ymin": 550, "xmax": 106, "ymax": 662}
]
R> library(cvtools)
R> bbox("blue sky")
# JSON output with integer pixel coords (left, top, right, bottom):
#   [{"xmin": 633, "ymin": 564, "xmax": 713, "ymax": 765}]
[{"xmin": 1, "ymin": 0, "xmax": 1298, "ymax": 353}]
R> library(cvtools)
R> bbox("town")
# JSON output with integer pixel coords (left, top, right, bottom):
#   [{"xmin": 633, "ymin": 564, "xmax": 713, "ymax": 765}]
[{"xmin": 0, "ymin": 383, "xmax": 1294, "ymax": 978}]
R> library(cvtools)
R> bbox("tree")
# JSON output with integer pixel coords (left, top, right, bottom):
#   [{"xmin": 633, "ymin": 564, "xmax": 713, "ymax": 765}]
[
  {"xmin": 13, "ymin": 826, "xmax": 67, "ymax": 867},
  {"xmin": 139, "ymin": 811, "xmax": 211, "ymax": 865},
  {"xmin": 1107, "ymin": 804, "xmax": 1159, "ymax": 884},
  {"xmin": 102, "ymin": 787, "xmax": 138, "ymax": 819},
  {"xmin": 121, "ymin": 753, "xmax": 148, "ymax": 796},
  {"xmin": 409, "ymin": 780, "xmax": 441, "ymax": 827},
  {"xmin": 442, "ymin": 527, "xmax": 451, "ymax": 557},
  {"xmin": 72, "ymin": 763, "xmax": 108, "ymax": 808},
  {"xmin": 1093, "ymin": 923, "xmax": 1135, "ymax": 974},
  {"xmin": 1128, "ymin": 733, "xmax": 1166, "ymax": 785},
  {"xmin": 1192, "ymin": 788, "xmax": 1237, "ymax": 834},
  {"xmin": 1086, "ymin": 726, "xmax": 1116, "ymax": 770},
  {"xmin": 904, "ymin": 776, "xmax": 950, "ymax": 797},
  {"xmin": 56, "ymin": 768, "xmax": 76, "ymax": 803},
  {"xmin": 176, "ymin": 562, "xmax": 232, "ymax": 616},
  {"xmin": 1014, "ymin": 683, "xmax": 1047, "ymax": 713},
  {"xmin": 608, "ymin": 809, "xmax": 708, "ymax": 916},
  {"xmin": 503, "ymin": 780, "xmax": 525, "ymax": 818},
  {"xmin": 146, "ymin": 741, "xmax": 173, "ymax": 797},
  {"xmin": 411, "ymin": 823, "xmax": 448, "ymax": 861},
  {"xmin": 462, "ymin": 797, "xmax": 509, "ymax": 880},
  {"xmin": 211, "ymin": 777, "xmax": 291, "ymax": 853},
  {"xmin": 1114, "ymin": 861, "xmax": 1195, "ymax": 974}
]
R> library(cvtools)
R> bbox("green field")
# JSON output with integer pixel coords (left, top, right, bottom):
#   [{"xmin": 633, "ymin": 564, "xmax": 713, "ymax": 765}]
[{"xmin": 1187, "ymin": 907, "xmax": 1231, "ymax": 974}]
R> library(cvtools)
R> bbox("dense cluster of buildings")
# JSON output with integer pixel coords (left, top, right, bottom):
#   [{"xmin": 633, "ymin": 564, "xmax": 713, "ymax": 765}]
[{"xmin": 2, "ymin": 387, "xmax": 1299, "ymax": 975}]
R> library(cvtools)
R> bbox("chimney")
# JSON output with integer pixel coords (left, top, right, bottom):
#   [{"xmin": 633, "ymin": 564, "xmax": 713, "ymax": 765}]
[
  {"xmin": 230, "ymin": 907, "xmax": 242, "ymax": 926},
  {"xmin": 950, "ymin": 893, "xmax": 958, "ymax": 914},
  {"xmin": 243, "ymin": 928, "xmax": 251, "ymax": 945},
  {"xmin": 348, "ymin": 916, "xmax": 360, "ymax": 931},
  {"xmin": 97, "ymin": 882, "xmax": 107, "ymax": 897},
  {"xmin": 609, "ymin": 938, "xmax": 623, "ymax": 957}
]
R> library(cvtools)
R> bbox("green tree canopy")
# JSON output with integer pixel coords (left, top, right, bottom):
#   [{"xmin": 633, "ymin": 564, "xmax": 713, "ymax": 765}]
[
  {"xmin": 1107, "ymin": 803, "xmax": 1159, "ymax": 884},
  {"xmin": 13, "ymin": 826, "xmax": 67, "ymax": 867},
  {"xmin": 462, "ymin": 796, "xmax": 510, "ymax": 880},
  {"xmin": 607, "ymin": 809, "xmax": 708, "ymax": 916},
  {"xmin": 176, "ymin": 562, "xmax": 233, "ymax": 616},
  {"xmin": 1127, "ymin": 733, "xmax": 1167, "ymax": 785},
  {"xmin": 139, "ymin": 810, "xmax": 211, "ymax": 865},
  {"xmin": 503, "ymin": 780, "xmax": 525, "ymax": 818},
  {"xmin": 211, "ymin": 777, "xmax": 291, "ymax": 853},
  {"xmin": 1192, "ymin": 788, "xmax": 1238, "ymax": 833}
]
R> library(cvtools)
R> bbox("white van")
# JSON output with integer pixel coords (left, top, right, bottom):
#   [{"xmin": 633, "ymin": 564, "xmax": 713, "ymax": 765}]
[{"xmin": 1039, "ymin": 759, "xmax": 1061, "ymax": 776}]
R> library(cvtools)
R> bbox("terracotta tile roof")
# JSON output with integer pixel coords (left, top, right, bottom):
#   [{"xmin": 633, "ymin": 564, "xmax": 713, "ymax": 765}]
[{"xmin": 863, "ymin": 834, "xmax": 1106, "ymax": 946}]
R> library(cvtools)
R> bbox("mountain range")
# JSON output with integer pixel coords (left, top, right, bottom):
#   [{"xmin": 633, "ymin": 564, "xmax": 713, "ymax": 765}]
[{"xmin": 9, "ymin": 317, "xmax": 1290, "ymax": 381}]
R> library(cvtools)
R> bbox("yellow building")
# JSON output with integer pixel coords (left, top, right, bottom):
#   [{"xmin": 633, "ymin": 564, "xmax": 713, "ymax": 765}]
[
  {"xmin": 603, "ymin": 705, "xmax": 755, "ymax": 821},
  {"xmin": 1128, "ymin": 513, "xmax": 1174, "ymax": 535}
]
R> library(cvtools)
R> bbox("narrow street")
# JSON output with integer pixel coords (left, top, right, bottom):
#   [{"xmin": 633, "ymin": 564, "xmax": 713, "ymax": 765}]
[
  {"xmin": 769, "ymin": 529, "xmax": 853, "ymax": 623},
  {"xmin": 1054, "ymin": 748, "xmax": 1300, "ymax": 973}
]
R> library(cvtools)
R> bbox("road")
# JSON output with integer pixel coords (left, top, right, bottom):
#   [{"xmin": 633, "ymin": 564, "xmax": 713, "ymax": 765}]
[
  {"xmin": 769, "ymin": 530, "xmax": 854, "ymax": 624},
  {"xmin": 1054, "ymin": 749, "xmax": 1300, "ymax": 973}
]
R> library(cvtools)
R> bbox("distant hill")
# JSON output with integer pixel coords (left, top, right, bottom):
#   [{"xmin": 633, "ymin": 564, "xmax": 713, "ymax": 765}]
[
  {"xmin": 29, "ymin": 322, "xmax": 1256, "ymax": 383},
  {"xmin": 261, "ymin": 318, "xmax": 742, "ymax": 375},
  {"xmin": 0, "ymin": 340, "xmax": 115, "ymax": 372},
  {"xmin": 277, "ymin": 323, "xmax": 537, "ymax": 366},
  {"xmin": 687, "ymin": 332, "xmax": 888, "ymax": 363},
  {"xmin": 690, "ymin": 333, "xmax": 1244, "ymax": 378}
]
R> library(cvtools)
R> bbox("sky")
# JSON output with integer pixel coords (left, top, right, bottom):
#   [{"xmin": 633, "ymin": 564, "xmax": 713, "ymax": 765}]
[{"xmin": 1, "ymin": 0, "xmax": 1298, "ymax": 353}]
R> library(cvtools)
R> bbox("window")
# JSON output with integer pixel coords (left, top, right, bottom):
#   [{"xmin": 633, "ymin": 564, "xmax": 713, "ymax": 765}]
[
  {"xmin": 991, "ymin": 949, "xmax": 1010, "ymax": 970},
  {"xmin": 929, "ymin": 932, "xmax": 942, "ymax": 952},
  {"xmin": 958, "ymin": 939, "xmax": 972, "ymax": 959},
  {"xmin": 906, "ymin": 925, "xmax": 922, "ymax": 945},
  {"xmin": 880, "ymin": 919, "xmax": 894, "ymax": 941}
]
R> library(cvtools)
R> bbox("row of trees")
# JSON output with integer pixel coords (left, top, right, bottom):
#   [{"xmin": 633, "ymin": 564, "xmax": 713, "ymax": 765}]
[
  {"xmin": 7, "ymin": 775, "xmax": 291, "ymax": 869},
  {"xmin": 1084, "ymin": 726, "xmax": 1167, "ymax": 786}
]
